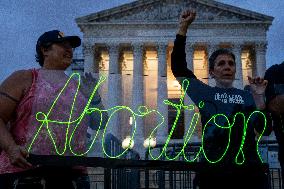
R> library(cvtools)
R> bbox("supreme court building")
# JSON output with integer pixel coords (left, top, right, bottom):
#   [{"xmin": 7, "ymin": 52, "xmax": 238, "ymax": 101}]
[{"xmin": 75, "ymin": 0, "xmax": 273, "ymax": 152}]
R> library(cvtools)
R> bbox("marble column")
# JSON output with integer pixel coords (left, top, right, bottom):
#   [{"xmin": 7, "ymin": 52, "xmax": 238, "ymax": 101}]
[
  {"xmin": 83, "ymin": 43, "xmax": 94, "ymax": 73},
  {"xmin": 119, "ymin": 49, "xmax": 133, "ymax": 140},
  {"xmin": 132, "ymin": 42, "xmax": 145, "ymax": 156},
  {"xmin": 106, "ymin": 43, "xmax": 121, "ymax": 139},
  {"xmin": 86, "ymin": 46, "xmax": 103, "ymax": 157},
  {"xmin": 232, "ymin": 43, "xmax": 243, "ymax": 89},
  {"xmin": 156, "ymin": 43, "xmax": 168, "ymax": 143},
  {"xmin": 207, "ymin": 43, "xmax": 218, "ymax": 86},
  {"xmin": 157, "ymin": 43, "xmax": 167, "ymax": 77},
  {"xmin": 255, "ymin": 42, "xmax": 267, "ymax": 77}
]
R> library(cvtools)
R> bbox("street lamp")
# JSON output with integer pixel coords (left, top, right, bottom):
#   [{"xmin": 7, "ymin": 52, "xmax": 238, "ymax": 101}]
[
  {"xmin": 143, "ymin": 137, "xmax": 157, "ymax": 148},
  {"xmin": 122, "ymin": 136, "xmax": 134, "ymax": 149}
]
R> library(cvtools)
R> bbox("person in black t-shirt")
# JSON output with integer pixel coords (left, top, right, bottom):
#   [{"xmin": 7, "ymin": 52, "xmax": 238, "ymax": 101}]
[
  {"xmin": 171, "ymin": 10, "xmax": 271, "ymax": 189},
  {"xmin": 264, "ymin": 61, "xmax": 284, "ymax": 184}
]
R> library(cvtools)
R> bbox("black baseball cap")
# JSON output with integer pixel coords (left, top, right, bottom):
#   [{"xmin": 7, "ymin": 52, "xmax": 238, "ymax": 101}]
[{"xmin": 36, "ymin": 30, "xmax": 81, "ymax": 53}]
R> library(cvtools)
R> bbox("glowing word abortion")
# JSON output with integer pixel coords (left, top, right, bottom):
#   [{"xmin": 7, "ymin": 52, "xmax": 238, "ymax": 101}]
[{"xmin": 29, "ymin": 73, "xmax": 267, "ymax": 165}]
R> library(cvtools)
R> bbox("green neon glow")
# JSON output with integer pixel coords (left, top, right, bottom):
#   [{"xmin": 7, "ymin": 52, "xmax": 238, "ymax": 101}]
[
  {"xmin": 29, "ymin": 73, "xmax": 157, "ymax": 159},
  {"xmin": 30, "ymin": 74, "xmax": 267, "ymax": 165},
  {"xmin": 146, "ymin": 79, "xmax": 267, "ymax": 164}
]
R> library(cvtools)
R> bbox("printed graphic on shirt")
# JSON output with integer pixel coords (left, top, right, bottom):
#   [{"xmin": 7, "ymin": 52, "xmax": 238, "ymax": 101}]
[{"xmin": 214, "ymin": 93, "xmax": 244, "ymax": 104}]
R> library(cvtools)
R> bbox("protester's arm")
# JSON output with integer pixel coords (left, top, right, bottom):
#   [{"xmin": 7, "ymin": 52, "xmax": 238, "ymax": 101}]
[
  {"xmin": 171, "ymin": 10, "xmax": 197, "ymax": 79},
  {"xmin": 80, "ymin": 73, "xmax": 108, "ymax": 130},
  {"xmin": 89, "ymin": 92, "xmax": 108, "ymax": 131},
  {"xmin": 246, "ymin": 77, "xmax": 272, "ymax": 135},
  {"xmin": 171, "ymin": 10, "xmax": 213, "ymax": 107},
  {"xmin": 248, "ymin": 76, "xmax": 267, "ymax": 110},
  {"xmin": 0, "ymin": 70, "xmax": 32, "ymax": 168},
  {"xmin": 177, "ymin": 10, "xmax": 196, "ymax": 37}
]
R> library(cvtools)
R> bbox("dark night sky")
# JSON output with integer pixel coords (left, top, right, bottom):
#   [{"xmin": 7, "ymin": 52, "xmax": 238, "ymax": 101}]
[{"xmin": 0, "ymin": 0, "xmax": 283, "ymax": 81}]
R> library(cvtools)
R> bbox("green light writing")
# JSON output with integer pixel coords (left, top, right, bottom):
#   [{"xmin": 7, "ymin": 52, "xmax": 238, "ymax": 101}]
[{"xmin": 30, "ymin": 74, "xmax": 267, "ymax": 164}]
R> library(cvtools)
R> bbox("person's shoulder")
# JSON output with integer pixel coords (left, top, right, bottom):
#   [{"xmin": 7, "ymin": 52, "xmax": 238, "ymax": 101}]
[
  {"xmin": 265, "ymin": 64, "xmax": 283, "ymax": 75},
  {"xmin": 267, "ymin": 64, "xmax": 279, "ymax": 71},
  {"xmin": 7, "ymin": 70, "xmax": 32, "ymax": 82},
  {"xmin": 264, "ymin": 64, "xmax": 280, "ymax": 79},
  {"xmin": 11, "ymin": 69, "xmax": 32, "ymax": 77},
  {"xmin": 1, "ymin": 69, "xmax": 33, "ymax": 89}
]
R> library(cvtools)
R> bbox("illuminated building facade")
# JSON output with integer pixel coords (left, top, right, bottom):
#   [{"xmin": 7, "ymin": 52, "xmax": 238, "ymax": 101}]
[{"xmin": 75, "ymin": 0, "xmax": 273, "ymax": 154}]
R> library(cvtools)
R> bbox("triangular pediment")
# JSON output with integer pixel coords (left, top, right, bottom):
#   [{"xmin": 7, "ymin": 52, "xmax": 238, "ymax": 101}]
[{"xmin": 76, "ymin": 0, "xmax": 273, "ymax": 24}]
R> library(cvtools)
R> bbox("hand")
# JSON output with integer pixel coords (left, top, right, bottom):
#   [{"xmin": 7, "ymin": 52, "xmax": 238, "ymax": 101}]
[
  {"xmin": 248, "ymin": 76, "xmax": 268, "ymax": 95},
  {"xmin": 80, "ymin": 72, "xmax": 98, "ymax": 97},
  {"xmin": 178, "ymin": 10, "xmax": 196, "ymax": 36},
  {"xmin": 6, "ymin": 145, "xmax": 32, "ymax": 169}
]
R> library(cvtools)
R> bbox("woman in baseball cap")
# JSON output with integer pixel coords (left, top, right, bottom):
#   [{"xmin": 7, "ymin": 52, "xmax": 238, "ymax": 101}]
[
  {"xmin": 35, "ymin": 30, "xmax": 81, "ymax": 67},
  {"xmin": 0, "ymin": 30, "xmax": 98, "ymax": 189}
]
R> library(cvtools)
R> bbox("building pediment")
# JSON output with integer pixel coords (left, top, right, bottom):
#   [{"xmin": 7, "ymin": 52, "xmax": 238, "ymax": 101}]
[{"xmin": 76, "ymin": 0, "xmax": 273, "ymax": 24}]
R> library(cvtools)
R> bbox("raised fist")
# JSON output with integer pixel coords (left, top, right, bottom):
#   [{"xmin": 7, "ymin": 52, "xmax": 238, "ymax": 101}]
[{"xmin": 178, "ymin": 10, "xmax": 196, "ymax": 36}]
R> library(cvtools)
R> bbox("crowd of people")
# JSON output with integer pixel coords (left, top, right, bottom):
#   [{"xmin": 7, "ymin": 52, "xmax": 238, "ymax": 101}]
[{"xmin": 0, "ymin": 10, "xmax": 283, "ymax": 189}]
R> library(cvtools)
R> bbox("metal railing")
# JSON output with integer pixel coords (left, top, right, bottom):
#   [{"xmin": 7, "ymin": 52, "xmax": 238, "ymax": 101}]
[
  {"xmin": 143, "ymin": 141, "xmax": 282, "ymax": 189},
  {"xmin": 103, "ymin": 134, "xmax": 140, "ymax": 189},
  {"xmin": 24, "ymin": 137, "xmax": 282, "ymax": 189}
]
